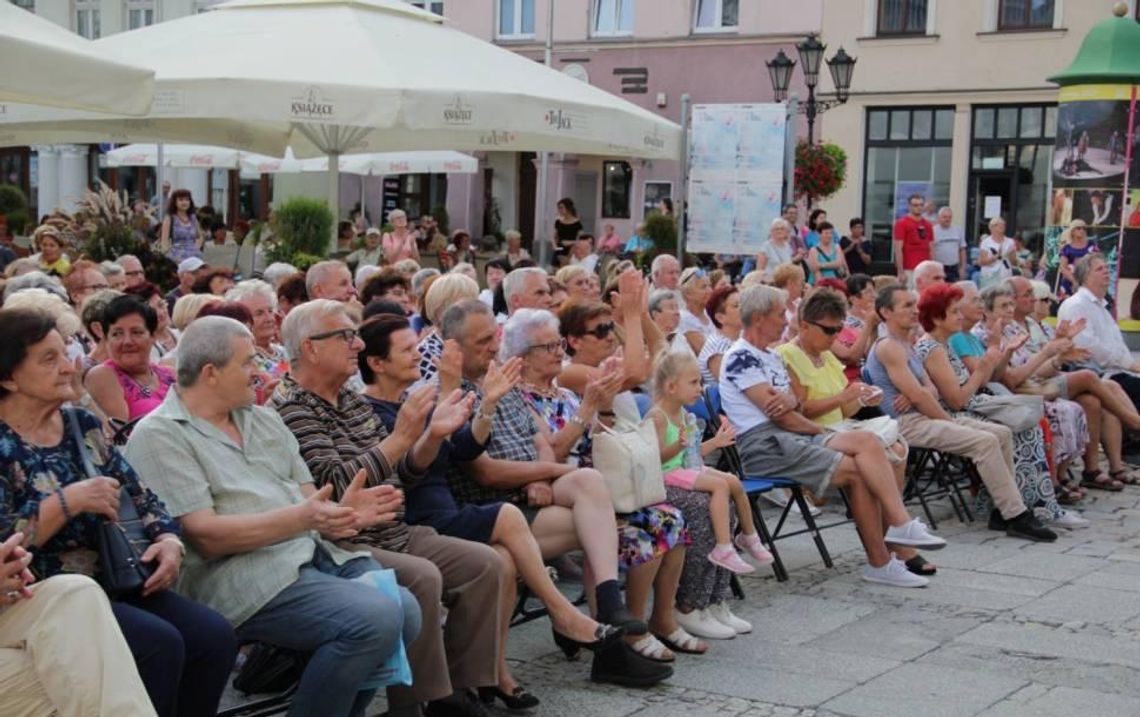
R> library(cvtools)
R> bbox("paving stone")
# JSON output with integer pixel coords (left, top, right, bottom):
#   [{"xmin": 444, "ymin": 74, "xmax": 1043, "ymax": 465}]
[
  {"xmin": 976, "ymin": 684, "xmax": 1140, "ymax": 717},
  {"xmin": 956, "ymin": 622, "xmax": 1140, "ymax": 669},
  {"xmin": 664, "ymin": 660, "xmax": 855, "ymax": 707},
  {"xmin": 821, "ymin": 663, "xmax": 1026, "ymax": 717},
  {"xmin": 733, "ymin": 593, "xmax": 877, "ymax": 645},
  {"xmin": 1012, "ymin": 584, "xmax": 1140, "ymax": 625},
  {"xmin": 1072, "ymin": 560, "xmax": 1140, "ymax": 592},
  {"xmin": 974, "ymin": 553, "xmax": 1105, "ymax": 582}
]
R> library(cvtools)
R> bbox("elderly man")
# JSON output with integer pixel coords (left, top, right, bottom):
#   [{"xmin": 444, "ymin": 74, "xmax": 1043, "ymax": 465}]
[
  {"xmin": 307, "ymin": 259, "xmax": 359, "ymax": 304},
  {"xmin": 115, "ymin": 254, "xmax": 146, "ymax": 289},
  {"xmin": 438, "ymin": 299, "xmax": 672, "ymax": 685},
  {"xmin": 1058, "ymin": 254, "xmax": 1140, "ymax": 409},
  {"xmin": 125, "ymin": 317, "xmax": 420, "ymax": 717},
  {"xmin": 274, "ymin": 299, "xmax": 503, "ymax": 717},
  {"xmin": 912, "ymin": 260, "xmax": 946, "ymax": 295},
  {"xmin": 63, "ymin": 260, "xmax": 110, "ymax": 308},
  {"xmin": 932, "ymin": 207, "xmax": 967, "ymax": 281},
  {"xmin": 166, "ymin": 257, "xmax": 209, "ymax": 313},
  {"xmin": 719, "ymin": 285, "xmax": 946, "ymax": 587},
  {"xmin": 650, "ymin": 254, "xmax": 680, "ymax": 291},
  {"xmin": 867, "ymin": 284, "xmax": 1057, "ymax": 542},
  {"xmin": 569, "ymin": 233, "xmax": 599, "ymax": 273},
  {"xmin": 501, "ymin": 267, "xmax": 553, "ymax": 315}
]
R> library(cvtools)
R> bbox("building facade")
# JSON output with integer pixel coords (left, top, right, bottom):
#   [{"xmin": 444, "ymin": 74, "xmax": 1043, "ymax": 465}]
[{"xmin": 819, "ymin": 0, "xmax": 1135, "ymax": 270}]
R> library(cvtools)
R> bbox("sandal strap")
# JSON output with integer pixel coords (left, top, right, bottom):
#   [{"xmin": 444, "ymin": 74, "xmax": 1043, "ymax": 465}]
[
  {"xmin": 630, "ymin": 634, "xmax": 671, "ymax": 661},
  {"xmin": 661, "ymin": 627, "xmax": 703, "ymax": 652}
]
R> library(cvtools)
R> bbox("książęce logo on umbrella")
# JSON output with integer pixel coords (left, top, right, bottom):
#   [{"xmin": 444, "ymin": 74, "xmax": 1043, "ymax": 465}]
[
  {"xmin": 443, "ymin": 95, "xmax": 474, "ymax": 125},
  {"xmin": 291, "ymin": 86, "xmax": 336, "ymax": 120}
]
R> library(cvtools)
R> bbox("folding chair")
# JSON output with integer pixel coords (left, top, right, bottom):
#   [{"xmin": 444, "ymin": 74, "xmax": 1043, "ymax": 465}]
[{"xmin": 903, "ymin": 447, "xmax": 977, "ymax": 529}]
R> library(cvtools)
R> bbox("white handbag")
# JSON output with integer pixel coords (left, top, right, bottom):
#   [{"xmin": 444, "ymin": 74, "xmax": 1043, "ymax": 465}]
[
  {"xmin": 591, "ymin": 418, "xmax": 667, "ymax": 513},
  {"xmin": 822, "ymin": 415, "xmax": 907, "ymax": 463}
]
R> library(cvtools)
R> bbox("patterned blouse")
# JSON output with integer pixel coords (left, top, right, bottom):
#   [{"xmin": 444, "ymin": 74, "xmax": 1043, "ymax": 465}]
[
  {"xmin": 914, "ymin": 336, "xmax": 982, "ymax": 413},
  {"xmin": 0, "ymin": 407, "xmax": 179, "ymax": 581},
  {"xmin": 519, "ymin": 385, "xmax": 590, "ymax": 466}
]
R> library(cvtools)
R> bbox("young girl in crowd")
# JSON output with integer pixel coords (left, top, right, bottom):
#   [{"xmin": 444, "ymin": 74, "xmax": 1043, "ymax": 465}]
[{"xmin": 648, "ymin": 351, "xmax": 774, "ymax": 574}]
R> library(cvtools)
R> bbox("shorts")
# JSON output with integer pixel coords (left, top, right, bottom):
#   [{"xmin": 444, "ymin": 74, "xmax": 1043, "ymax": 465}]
[
  {"xmin": 663, "ymin": 468, "xmax": 703, "ymax": 490},
  {"xmin": 735, "ymin": 422, "xmax": 843, "ymax": 497}
]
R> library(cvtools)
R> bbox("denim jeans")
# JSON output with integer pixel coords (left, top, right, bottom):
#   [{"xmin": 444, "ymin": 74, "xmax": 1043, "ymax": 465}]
[{"xmin": 236, "ymin": 548, "xmax": 422, "ymax": 717}]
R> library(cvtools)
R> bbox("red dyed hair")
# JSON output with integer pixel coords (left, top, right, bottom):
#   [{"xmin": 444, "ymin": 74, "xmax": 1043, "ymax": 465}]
[
  {"xmin": 705, "ymin": 284, "xmax": 739, "ymax": 329},
  {"xmin": 917, "ymin": 283, "xmax": 964, "ymax": 332},
  {"xmin": 814, "ymin": 278, "xmax": 849, "ymax": 296}
]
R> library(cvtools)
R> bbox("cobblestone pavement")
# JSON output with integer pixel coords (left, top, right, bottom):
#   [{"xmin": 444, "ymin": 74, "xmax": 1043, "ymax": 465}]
[{"xmin": 223, "ymin": 486, "xmax": 1140, "ymax": 716}]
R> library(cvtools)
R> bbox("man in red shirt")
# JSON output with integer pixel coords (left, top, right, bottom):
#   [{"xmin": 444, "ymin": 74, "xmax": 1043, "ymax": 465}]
[{"xmin": 893, "ymin": 193, "xmax": 934, "ymax": 285}]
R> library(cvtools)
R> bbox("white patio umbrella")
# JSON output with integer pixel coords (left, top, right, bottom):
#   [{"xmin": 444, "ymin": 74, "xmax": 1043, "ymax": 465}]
[
  {"xmin": 103, "ymin": 143, "xmax": 243, "ymax": 169},
  {"xmin": 0, "ymin": 0, "xmax": 680, "ymax": 245},
  {"xmin": 0, "ymin": 2, "xmax": 153, "ymax": 114}
]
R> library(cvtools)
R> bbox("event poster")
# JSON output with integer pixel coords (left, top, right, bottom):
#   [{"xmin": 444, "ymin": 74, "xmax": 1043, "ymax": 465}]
[
  {"xmin": 687, "ymin": 103, "xmax": 786, "ymax": 255},
  {"xmin": 1046, "ymin": 85, "xmax": 1139, "ymax": 310}
]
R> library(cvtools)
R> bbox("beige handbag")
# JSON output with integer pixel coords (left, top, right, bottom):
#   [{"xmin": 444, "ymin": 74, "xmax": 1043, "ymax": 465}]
[{"xmin": 591, "ymin": 419, "xmax": 667, "ymax": 513}]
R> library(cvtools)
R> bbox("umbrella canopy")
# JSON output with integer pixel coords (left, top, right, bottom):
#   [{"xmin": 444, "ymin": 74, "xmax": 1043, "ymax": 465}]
[
  {"xmin": 0, "ymin": 0, "xmax": 679, "ymax": 159},
  {"xmin": 104, "ymin": 143, "xmax": 478, "ymax": 175},
  {"xmin": 0, "ymin": 2, "xmax": 153, "ymax": 114},
  {"xmin": 104, "ymin": 143, "xmax": 243, "ymax": 169}
]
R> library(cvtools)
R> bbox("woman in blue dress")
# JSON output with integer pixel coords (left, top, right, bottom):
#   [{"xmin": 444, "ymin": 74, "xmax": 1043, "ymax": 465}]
[{"xmin": 158, "ymin": 189, "xmax": 203, "ymax": 263}]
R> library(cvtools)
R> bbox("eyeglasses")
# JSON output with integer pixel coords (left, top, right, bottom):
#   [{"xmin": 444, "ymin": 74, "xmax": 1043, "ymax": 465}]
[
  {"xmin": 807, "ymin": 321, "xmax": 843, "ymax": 336},
  {"xmin": 527, "ymin": 341, "xmax": 564, "ymax": 355},
  {"xmin": 308, "ymin": 328, "xmax": 359, "ymax": 343},
  {"xmin": 580, "ymin": 322, "xmax": 615, "ymax": 339},
  {"xmin": 124, "ymin": 270, "xmax": 144, "ymax": 277}
]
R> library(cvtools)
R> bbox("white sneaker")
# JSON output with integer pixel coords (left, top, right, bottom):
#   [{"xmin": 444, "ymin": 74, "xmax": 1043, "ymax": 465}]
[
  {"xmin": 674, "ymin": 607, "xmax": 736, "ymax": 640},
  {"xmin": 884, "ymin": 518, "xmax": 947, "ymax": 550},
  {"xmin": 1052, "ymin": 510, "xmax": 1090, "ymax": 530},
  {"xmin": 706, "ymin": 601, "xmax": 752, "ymax": 634},
  {"xmin": 862, "ymin": 554, "xmax": 930, "ymax": 588}
]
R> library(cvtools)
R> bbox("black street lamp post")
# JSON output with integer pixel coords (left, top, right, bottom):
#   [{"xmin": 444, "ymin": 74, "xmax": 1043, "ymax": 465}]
[{"xmin": 766, "ymin": 34, "xmax": 857, "ymax": 146}]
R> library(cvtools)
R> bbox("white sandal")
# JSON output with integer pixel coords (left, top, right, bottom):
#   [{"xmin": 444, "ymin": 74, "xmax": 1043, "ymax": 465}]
[
  {"xmin": 655, "ymin": 627, "xmax": 708, "ymax": 655},
  {"xmin": 629, "ymin": 634, "xmax": 675, "ymax": 663}
]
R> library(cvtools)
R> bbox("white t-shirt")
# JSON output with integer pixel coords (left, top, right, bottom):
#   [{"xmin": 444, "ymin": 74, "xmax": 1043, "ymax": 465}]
[
  {"xmin": 570, "ymin": 253, "xmax": 599, "ymax": 273},
  {"xmin": 719, "ymin": 337, "xmax": 791, "ymax": 434},
  {"xmin": 677, "ymin": 308, "xmax": 714, "ymax": 339},
  {"xmin": 979, "ymin": 234, "xmax": 1016, "ymax": 282}
]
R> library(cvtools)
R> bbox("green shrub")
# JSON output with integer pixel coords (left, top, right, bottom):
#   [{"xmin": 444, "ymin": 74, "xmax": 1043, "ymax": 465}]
[
  {"xmin": 267, "ymin": 197, "xmax": 334, "ymax": 263},
  {"xmin": 0, "ymin": 184, "xmax": 30, "ymax": 235}
]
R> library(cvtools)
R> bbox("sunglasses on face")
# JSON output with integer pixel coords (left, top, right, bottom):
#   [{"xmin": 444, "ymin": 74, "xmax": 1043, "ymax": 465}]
[
  {"xmin": 807, "ymin": 321, "xmax": 843, "ymax": 336},
  {"xmin": 580, "ymin": 322, "xmax": 615, "ymax": 339},
  {"xmin": 680, "ymin": 268, "xmax": 707, "ymax": 285}
]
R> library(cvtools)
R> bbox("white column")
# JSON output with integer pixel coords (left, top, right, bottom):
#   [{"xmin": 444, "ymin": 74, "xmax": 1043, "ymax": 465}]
[
  {"xmin": 57, "ymin": 145, "xmax": 89, "ymax": 213},
  {"xmin": 32, "ymin": 145, "xmax": 60, "ymax": 217},
  {"xmin": 171, "ymin": 168, "xmax": 208, "ymax": 208}
]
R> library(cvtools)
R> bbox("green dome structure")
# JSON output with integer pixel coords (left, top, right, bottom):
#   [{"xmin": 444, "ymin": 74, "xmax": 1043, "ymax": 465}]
[{"xmin": 1049, "ymin": 2, "xmax": 1140, "ymax": 86}]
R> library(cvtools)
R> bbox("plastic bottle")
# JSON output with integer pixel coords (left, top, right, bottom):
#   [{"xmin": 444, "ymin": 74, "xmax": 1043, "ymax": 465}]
[{"xmin": 682, "ymin": 411, "xmax": 705, "ymax": 470}]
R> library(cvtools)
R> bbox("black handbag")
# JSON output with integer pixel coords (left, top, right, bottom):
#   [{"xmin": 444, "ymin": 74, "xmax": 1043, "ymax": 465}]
[
  {"xmin": 65, "ymin": 408, "xmax": 153, "ymax": 598},
  {"xmin": 232, "ymin": 643, "xmax": 310, "ymax": 695}
]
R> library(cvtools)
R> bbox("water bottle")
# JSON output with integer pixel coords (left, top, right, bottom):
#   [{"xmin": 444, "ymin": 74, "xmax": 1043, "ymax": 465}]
[{"xmin": 683, "ymin": 411, "xmax": 705, "ymax": 470}]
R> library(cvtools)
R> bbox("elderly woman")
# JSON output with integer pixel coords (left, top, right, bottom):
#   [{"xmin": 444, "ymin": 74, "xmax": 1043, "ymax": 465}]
[
  {"xmin": 978, "ymin": 216, "xmax": 1016, "ymax": 289},
  {"xmin": 505, "ymin": 308, "xmax": 694, "ymax": 660},
  {"xmin": 124, "ymin": 283, "xmax": 179, "ymax": 361},
  {"xmin": 677, "ymin": 268, "xmax": 714, "ymax": 356},
  {"xmin": 970, "ymin": 283, "xmax": 1140, "ymax": 493},
  {"xmin": 417, "ymin": 273, "xmax": 481, "ymax": 385},
  {"xmin": 502, "ymin": 229, "xmax": 530, "ymax": 268},
  {"xmin": 832, "ymin": 274, "xmax": 879, "ymax": 382},
  {"xmin": 754, "ymin": 218, "xmax": 795, "ymax": 282},
  {"xmin": 697, "ymin": 285, "xmax": 740, "ymax": 386},
  {"xmin": 359, "ymin": 314, "xmax": 620, "ymax": 710},
  {"xmin": 380, "ymin": 210, "xmax": 419, "ymax": 265},
  {"xmin": 31, "ymin": 226, "xmax": 71, "ymax": 277},
  {"xmin": 85, "ymin": 296, "xmax": 177, "ymax": 424},
  {"xmin": 0, "ymin": 308, "xmax": 236, "ymax": 717},
  {"xmin": 225, "ymin": 279, "xmax": 289, "ymax": 378},
  {"xmin": 915, "ymin": 283, "xmax": 1085, "ymax": 530},
  {"xmin": 555, "ymin": 264, "xmax": 597, "ymax": 303},
  {"xmin": 347, "ymin": 227, "xmax": 384, "ymax": 269}
]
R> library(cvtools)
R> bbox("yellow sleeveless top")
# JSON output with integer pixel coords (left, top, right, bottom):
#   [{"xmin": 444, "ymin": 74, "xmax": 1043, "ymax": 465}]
[{"xmin": 774, "ymin": 343, "xmax": 847, "ymax": 426}]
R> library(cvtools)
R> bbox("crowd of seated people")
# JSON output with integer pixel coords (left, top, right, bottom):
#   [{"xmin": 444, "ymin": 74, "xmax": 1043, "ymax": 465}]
[{"xmin": 1, "ymin": 198, "xmax": 1138, "ymax": 717}]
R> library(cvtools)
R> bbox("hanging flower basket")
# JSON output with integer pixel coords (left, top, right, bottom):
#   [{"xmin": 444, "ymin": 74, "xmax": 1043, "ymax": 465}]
[{"xmin": 794, "ymin": 141, "xmax": 848, "ymax": 203}]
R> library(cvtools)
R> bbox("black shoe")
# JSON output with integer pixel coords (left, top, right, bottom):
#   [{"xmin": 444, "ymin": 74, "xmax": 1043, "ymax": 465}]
[
  {"xmin": 598, "ymin": 606, "xmax": 648, "ymax": 636},
  {"xmin": 552, "ymin": 623, "xmax": 625, "ymax": 659},
  {"xmin": 987, "ymin": 509, "xmax": 1009, "ymax": 531},
  {"xmin": 424, "ymin": 691, "xmax": 490, "ymax": 717},
  {"xmin": 1005, "ymin": 511, "xmax": 1058, "ymax": 542},
  {"xmin": 477, "ymin": 686, "xmax": 540, "ymax": 711},
  {"xmin": 590, "ymin": 640, "xmax": 673, "ymax": 687}
]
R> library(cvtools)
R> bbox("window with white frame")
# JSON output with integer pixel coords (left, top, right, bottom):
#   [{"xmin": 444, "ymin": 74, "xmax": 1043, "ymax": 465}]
[
  {"xmin": 694, "ymin": 0, "xmax": 738, "ymax": 31},
  {"xmin": 997, "ymin": 0, "xmax": 1054, "ymax": 31},
  {"xmin": 126, "ymin": 0, "xmax": 155, "ymax": 30},
  {"xmin": 594, "ymin": 0, "xmax": 634, "ymax": 36},
  {"xmin": 410, "ymin": 1, "xmax": 443, "ymax": 15},
  {"xmin": 9, "ymin": 0, "xmax": 35, "ymax": 11},
  {"xmin": 76, "ymin": 0, "xmax": 101, "ymax": 39},
  {"xmin": 498, "ymin": 0, "xmax": 535, "ymax": 38}
]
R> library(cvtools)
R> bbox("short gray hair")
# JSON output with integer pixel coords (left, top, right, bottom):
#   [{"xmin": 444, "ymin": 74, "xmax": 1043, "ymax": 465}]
[
  {"xmin": 280, "ymin": 298, "xmax": 350, "ymax": 361},
  {"xmin": 769, "ymin": 217, "xmax": 791, "ymax": 236},
  {"xmin": 938, "ymin": 206, "xmax": 952, "ymax": 217},
  {"xmin": 651, "ymin": 254, "xmax": 678, "ymax": 278},
  {"xmin": 913, "ymin": 260, "xmax": 943, "ymax": 282},
  {"xmin": 225, "ymin": 279, "xmax": 277, "ymax": 310},
  {"xmin": 393, "ymin": 258, "xmax": 421, "ymax": 276},
  {"xmin": 262, "ymin": 262, "xmax": 299, "ymax": 287},
  {"xmin": 954, "ymin": 280, "xmax": 977, "ymax": 297},
  {"xmin": 99, "ymin": 261, "xmax": 125, "ymax": 278},
  {"xmin": 411, "ymin": 268, "xmax": 441, "ymax": 298},
  {"xmin": 502, "ymin": 267, "xmax": 547, "ymax": 305},
  {"xmin": 500, "ymin": 308, "xmax": 559, "ymax": 361},
  {"xmin": 304, "ymin": 260, "xmax": 349, "ymax": 296},
  {"xmin": 114, "ymin": 254, "xmax": 141, "ymax": 269},
  {"xmin": 440, "ymin": 298, "xmax": 492, "ymax": 342},
  {"xmin": 3, "ymin": 288, "xmax": 82, "ymax": 338},
  {"xmin": 648, "ymin": 289, "xmax": 679, "ymax": 315},
  {"xmin": 176, "ymin": 316, "xmax": 252, "ymax": 388},
  {"xmin": 3, "ymin": 270, "xmax": 66, "ymax": 302},
  {"xmin": 979, "ymin": 283, "xmax": 1013, "ymax": 312},
  {"xmin": 1073, "ymin": 253, "xmax": 1104, "ymax": 288},
  {"xmin": 739, "ymin": 284, "xmax": 787, "ymax": 327}
]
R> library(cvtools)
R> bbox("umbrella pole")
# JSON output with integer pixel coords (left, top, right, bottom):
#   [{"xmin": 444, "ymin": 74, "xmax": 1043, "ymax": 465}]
[
  {"xmin": 156, "ymin": 143, "xmax": 165, "ymax": 223},
  {"xmin": 327, "ymin": 150, "xmax": 340, "ymax": 254}
]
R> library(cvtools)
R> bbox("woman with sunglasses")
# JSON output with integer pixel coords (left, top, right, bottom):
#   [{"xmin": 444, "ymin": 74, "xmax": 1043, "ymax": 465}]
[{"xmin": 677, "ymin": 268, "xmax": 715, "ymax": 356}]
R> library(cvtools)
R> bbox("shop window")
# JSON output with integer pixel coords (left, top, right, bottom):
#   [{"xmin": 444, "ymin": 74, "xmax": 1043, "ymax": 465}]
[{"xmin": 602, "ymin": 161, "xmax": 632, "ymax": 219}]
